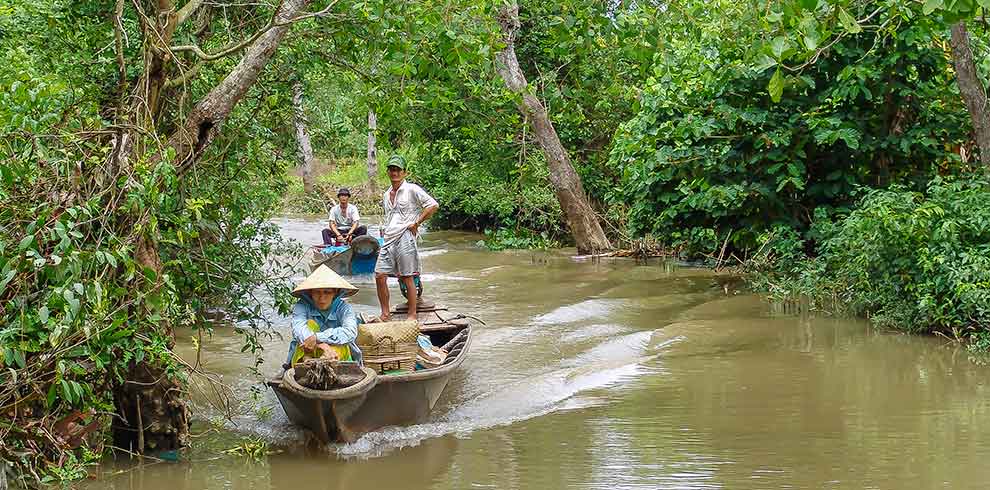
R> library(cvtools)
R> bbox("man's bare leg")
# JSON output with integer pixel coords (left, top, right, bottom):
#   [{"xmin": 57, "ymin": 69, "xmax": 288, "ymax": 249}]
[
  {"xmin": 375, "ymin": 273, "xmax": 391, "ymax": 321},
  {"xmin": 401, "ymin": 275, "xmax": 418, "ymax": 321}
]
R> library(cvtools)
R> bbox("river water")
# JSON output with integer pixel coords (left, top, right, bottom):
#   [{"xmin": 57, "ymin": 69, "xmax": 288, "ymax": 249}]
[{"xmin": 88, "ymin": 217, "xmax": 990, "ymax": 489}]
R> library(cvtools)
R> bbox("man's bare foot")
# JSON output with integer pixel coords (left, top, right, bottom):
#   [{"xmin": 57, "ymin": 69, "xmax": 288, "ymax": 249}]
[{"xmin": 378, "ymin": 313, "xmax": 392, "ymax": 322}]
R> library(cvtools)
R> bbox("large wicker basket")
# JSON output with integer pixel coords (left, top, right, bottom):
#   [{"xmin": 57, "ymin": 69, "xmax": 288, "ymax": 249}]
[{"xmin": 357, "ymin": 321, "xmax": 419, "ymax": 374}]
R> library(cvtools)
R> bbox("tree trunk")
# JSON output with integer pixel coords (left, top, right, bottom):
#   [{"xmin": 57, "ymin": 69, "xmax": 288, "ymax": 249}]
[
  {"xmin": 293, "ymin": 80, "xmax": 316, "ymax": 194},
  {"xmin": 140, "ymin": 1, "xmax": 179, "ymax": 130},
  {"xmin": 166, "ymin": 0, "xmax": 313, "ymax": 173},
  {"xmin": 494, "ymin": 3, "xmax": 611, "ymax": 254},
  {"xmin": 111, "ymin": 362, "xmax": 190, "ymax": 455},
  {"xmin": 949, "ymin": 21, "xmax": 990, "ymax": 171},
  {"xmin": 367, "ymin": 109, "xmax": 378, "ymax": 182},
  {"xmin": 113, "ymin": 0, "xmax": 310, "ymax": 456}
]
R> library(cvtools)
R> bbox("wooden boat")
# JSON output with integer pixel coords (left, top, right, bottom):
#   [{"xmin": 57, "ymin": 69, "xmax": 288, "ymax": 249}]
[
  {"xmin": 309, "ymin": 235, "xmax": 382, "ymax": 275},
  {"xmin": 267, "ymin": 309, "xmax": 473, "ymax": 443}
]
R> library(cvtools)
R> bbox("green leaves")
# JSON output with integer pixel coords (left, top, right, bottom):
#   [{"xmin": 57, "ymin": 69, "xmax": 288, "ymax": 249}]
[
  {"xmin": 0, "ymin": 269, "xmax": 15, "ymax": 296},
  {"xmin": 770, "ymin": 36, "xmax": 792, "ymax": 59},
  {"xmin": 837, "ymin": 8, "xmax": 861, "ymax": 34},
  {"xmin": 610, "ymin": 0, "xmax": 971, "ymax": 259},
  {"xmin": 3, "ymin": 348, "xmax": 25, "ymax": 369},
  {"xmin": 18, "ymin": 234, "xmax": 34, "ymax": 252},
  {"xmin": 781, "ymin": 178, "xmax": 990, "ymax": 336},
  {"xmin": 799, "ymin": 15, "xmax": 821, "ymax": 50},
  {"xmin": 768, "ymin": 68, "xmax": 785, "ymax": 102},
  {"xmin": 923, "ymin": 0, "xmax": 945, "ymax": 15}
]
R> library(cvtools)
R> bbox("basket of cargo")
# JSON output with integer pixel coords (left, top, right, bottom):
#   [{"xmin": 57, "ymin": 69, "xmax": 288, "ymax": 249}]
[{"xmin": 357, "ymin": 320, "xmax": 419, "ymax": 373}]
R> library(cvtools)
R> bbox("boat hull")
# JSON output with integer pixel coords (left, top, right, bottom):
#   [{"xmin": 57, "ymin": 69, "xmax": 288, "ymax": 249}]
[
  {"xmin": 269, "ymin": 325, "xmax": 471, "ymax": 443},
  {"xmin": 310, "ymin": 235, "xmax": 381, "ymax": 276}
]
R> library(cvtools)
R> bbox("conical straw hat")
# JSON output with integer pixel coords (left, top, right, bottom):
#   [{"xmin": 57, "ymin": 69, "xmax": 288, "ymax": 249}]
[{"xmin": 292, "ymin": 265, "xmax": 358, "ymax": 298}]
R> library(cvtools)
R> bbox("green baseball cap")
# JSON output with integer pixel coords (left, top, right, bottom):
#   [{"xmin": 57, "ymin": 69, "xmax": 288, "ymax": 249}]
[{"xmin": 386, "ymin": 154, "xmax": 407, "ymax": 170}]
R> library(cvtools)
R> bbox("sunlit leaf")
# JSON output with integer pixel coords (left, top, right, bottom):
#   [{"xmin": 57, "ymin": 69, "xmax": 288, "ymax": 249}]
[
  {"xmin": 18, "ymin": 235, "xmax": 34, "ymax": 252},
  {"xmin": 923, "ymin": 0, "xmax": 944, "ymax": 14},
  {"xmin": 838, "ymin": 9, "xmax": 862, "ymax": 34},
  {"xmin": 770, "ymin": 36, "xmax": 790, "ymax": 59},
  {"xmin": 768, "ymin": 68, "xmax": 784, "ymax": 102}
]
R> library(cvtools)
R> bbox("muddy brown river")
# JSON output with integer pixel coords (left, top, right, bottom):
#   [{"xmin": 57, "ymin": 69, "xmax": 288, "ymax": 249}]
[{"xmin": 87, "ymin": 217, "xmax": 990, "ymax": 489}]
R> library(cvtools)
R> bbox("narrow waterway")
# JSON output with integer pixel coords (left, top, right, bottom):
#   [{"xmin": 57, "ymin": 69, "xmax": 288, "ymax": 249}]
[{"xmin": 89, "ymin": 217, "xmax": 990, "ymax": 489}]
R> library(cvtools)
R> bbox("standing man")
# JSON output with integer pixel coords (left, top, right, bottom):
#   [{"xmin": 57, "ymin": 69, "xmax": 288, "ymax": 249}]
[
  {"xmin": 374, "ymin": 155, "xmax": 439, "ymax": 322},
  {"xmin": 323, "ymin": 187, "xmax": 367, "ymax": 245}
]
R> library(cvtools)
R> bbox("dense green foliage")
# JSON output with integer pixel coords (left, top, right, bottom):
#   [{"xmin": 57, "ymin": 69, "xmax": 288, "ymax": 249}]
[
  {"xmin": 753, "ymin": 178, "xmax": 990, "ymax": 339},
  {"xmin": 1, "ymin": 4, "xmax": 165, "ymax": 480},
  {"xmin": 379, "ymin": 1, "xmax": 660, "ymax": 246},
  {"xmin": 0, "ymin": 0, "xmax": 301, "ymax": 483},
  {"xmin": 610, "ymin": 12, "xmax": 973, "ymax": 255},
  {"xmin": 282, "ymin": 158, "xmax": 389, "ymax": 215}
]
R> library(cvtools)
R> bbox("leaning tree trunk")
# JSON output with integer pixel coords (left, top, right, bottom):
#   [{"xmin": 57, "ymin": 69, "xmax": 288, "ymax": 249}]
[
  {"xmin": 494, "ymin": 3, "xmax": 611, "ymax": 254},
  {"xmin": 167, "ymin": 0, "xmax": 313, "ymax": 173},
  {"xmin": 367, "ymin": 109, "xmax": 378, "ymax": 182},
  {"xmin": 107, "ymin": 0, "xmax": 191, "ymax": 457},
  {"xmin": 949, "ymin": 21, "xmax": 990, "ymax": 171},
  {"xmin": 293, "ymin": 80, "xmax": 316, "ymax": 194},
  {"xmin": 111, "ymin": 0, "xmax": 311, "ymax": 455}
]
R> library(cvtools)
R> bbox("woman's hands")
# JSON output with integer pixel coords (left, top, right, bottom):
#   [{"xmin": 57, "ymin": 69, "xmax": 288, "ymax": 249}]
[
  {"xmin": 302, "ymin": 334, "xmax": 318, "ymax": 350},
  {"xmin": 316, "ymin": 343, "xmax": 340, "ymax": 360},
  {"xmin": 303, "ymin": 335, "xmax": 340, "ymax": 360}
]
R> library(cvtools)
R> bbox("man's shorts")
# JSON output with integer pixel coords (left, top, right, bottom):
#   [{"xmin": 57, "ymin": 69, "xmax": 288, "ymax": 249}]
[{"xmin": 375, "ymin": 231, "xmax": 420, "ymax": 277}]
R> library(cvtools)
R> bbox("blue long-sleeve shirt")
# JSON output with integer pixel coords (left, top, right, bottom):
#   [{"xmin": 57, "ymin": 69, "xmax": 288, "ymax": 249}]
[{"xmin": 285, "ymin": 295, "xmax": 363, "ymax": 365}]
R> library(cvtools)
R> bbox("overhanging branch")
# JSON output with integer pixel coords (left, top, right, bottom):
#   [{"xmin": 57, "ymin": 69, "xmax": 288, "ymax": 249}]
[
  {"xmin": 171, "ymin": 0, "xmax": 341, "ymax": 61},
  {"xmin": 176, "ymin": 0, "xmax": 204, "ymax": 26}
]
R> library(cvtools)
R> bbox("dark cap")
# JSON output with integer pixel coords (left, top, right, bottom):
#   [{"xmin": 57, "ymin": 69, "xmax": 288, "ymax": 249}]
[
  {"xmin": 337, "ymin": 187, "xmax": 350, "ymax": 197},
  {"xmin": 386, "ymin": 154, "xmax": 407, "ymax": 170}
]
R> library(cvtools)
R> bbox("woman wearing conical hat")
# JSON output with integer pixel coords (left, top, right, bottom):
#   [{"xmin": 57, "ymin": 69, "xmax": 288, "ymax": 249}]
[{"xmin": 285, "ymin": 265, "xmax": 363, "ymax": 366}]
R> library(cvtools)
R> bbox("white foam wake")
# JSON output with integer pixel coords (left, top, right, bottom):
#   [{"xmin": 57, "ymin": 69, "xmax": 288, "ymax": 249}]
[
  {"xmin": 531, "ymin": 299, "xmax": 628, "ymax": 325},
  {"xmin": 333, "ymin": 330, "xmax": 657, "ymax": 457}
]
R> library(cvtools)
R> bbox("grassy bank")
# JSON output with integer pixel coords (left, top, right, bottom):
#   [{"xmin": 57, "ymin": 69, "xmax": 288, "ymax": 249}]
[{"xmin": 282, "ymin": 158, "xmax": 389, "ymax": 215}]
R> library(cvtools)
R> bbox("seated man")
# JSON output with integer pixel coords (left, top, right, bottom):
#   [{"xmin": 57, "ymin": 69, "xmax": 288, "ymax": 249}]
[
  {"xmin": 323, "ymin": 187, "xmax": 367, "ymax": 245},
  {"xmin": 284, "ymin": 265, "xmax": 363, "ymax": 367}
]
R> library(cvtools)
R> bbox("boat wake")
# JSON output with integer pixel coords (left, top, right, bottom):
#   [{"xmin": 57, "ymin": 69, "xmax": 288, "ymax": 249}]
[
  {"xmin": 334, "ymin": 362, "xmax": 644, "ymax": 458},
  {"xmin": 219, "ymin": 326, "xmax": 687, "ymax": 453},
  {"xmin": 333, "ymin": 330, "xmax": 661, "ymax": 458},
  {"xmin": 418, "ymin": 248, "xmax": 449, "ymax": 257},
  {"xmin": 530, "ymin": 298, "xmax": 628, "ymax": 325}
]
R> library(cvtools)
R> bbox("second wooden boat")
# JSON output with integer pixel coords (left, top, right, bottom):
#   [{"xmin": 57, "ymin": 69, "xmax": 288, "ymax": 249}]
[{"xmin": 309, "ymin": 235, "xmax": 382, "ymax": 275}]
